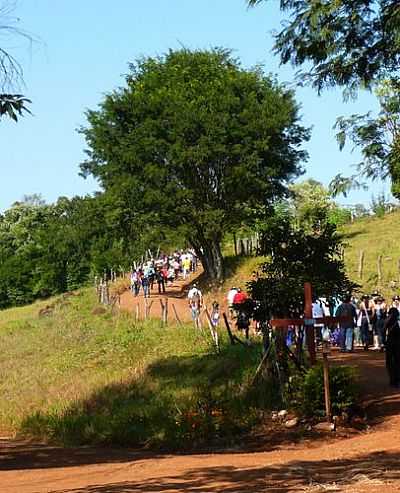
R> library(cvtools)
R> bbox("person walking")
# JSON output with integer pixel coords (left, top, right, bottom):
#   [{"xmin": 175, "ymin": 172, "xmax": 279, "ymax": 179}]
[
  {"xmin": 131, "ymin": 269, "xmax": 140, "ymax": 297},
  {"xmin": 312, "ymin": 298, "xmax": 325, "ymax": 344},
  {"xmin": 233, "ymin": 288, "xmax": 247, "ymax": 305},
  {"xmin": 182, "ymin": 254, "xmax": 191, "ymax": 280},
  {"xmin": 141, "ymin": 272, "xmax": 150, "ymax": 298},
  {"xmin": 227, "ymin": 287, "xmax": 238, "ymax": 319},
  {"xmin": 335, "ymin": 295, "xmax": 357, "ymax": 352},
  {"xmin": 359, "ymin": 295, "xmax": 375, "ymax": 350},
  {"xmin": 236, "ymin": 309, "xmax": 251, "ymax": 340},
  {"xmin": 167, "ymin": 265, "xmax": 175, "ymax": 286},
  {"xmin": 210, "ymin": 301, "xmax": 220, "ymax": 329},
  {"xmin": 173, "ymin": 259, "xmax": 181, "ymax": 280},
  {"xmin": 156, "ymin": 268, "xmax": 166, "ymax": 294},
  {"xmin": 188, "ymin": 283, "xmax": 203, "ymax": 327},
  {"xmin": 373, "ymin": 297, "xmax": 387, "ymax": 351},
  {"xmin": 385, "ymin": 307, "xmax": 400, "ymax": 387}
]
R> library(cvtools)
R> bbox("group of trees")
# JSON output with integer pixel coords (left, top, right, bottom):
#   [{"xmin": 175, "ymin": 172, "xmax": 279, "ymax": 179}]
[
  {"xmin": 0, "ymin": 195, "xmax": 134, "ymax": 308},
  {"xmin": 243, "ymin": 0, "xmax": 400, "ymax": 316}
]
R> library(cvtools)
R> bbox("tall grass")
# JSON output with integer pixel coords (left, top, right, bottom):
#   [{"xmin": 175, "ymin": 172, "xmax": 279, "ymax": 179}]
[
  {"xmin": 341, "ymin": 210, "xmax": 400, "ymax": 297},
  {"xmin": 0, "ymin": 288, "xmax": 274, "ymax": 447}
]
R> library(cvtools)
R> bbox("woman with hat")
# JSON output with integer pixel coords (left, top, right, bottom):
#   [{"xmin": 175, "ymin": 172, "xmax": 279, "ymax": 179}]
[{"xmin": 359, "ymin": 295, "xmax": 375, "ymax": 350}]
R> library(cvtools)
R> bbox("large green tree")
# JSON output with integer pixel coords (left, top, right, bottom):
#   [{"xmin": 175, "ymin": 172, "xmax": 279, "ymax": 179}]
[
  {"xmin": 247, "ymin": 0, "xmax": 400, "ymax": 93},
  {"xmin": 80, "ymin": 48, "xmax": 309, "ymax": 281}
]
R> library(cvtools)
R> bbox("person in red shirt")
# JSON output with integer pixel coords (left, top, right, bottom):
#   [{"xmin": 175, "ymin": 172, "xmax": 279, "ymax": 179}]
[{"xmin": 233, "ymin": 288, "xmax": 247, "ymax": 305}]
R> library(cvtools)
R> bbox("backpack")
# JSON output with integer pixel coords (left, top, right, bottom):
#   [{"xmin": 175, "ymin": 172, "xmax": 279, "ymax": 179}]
[{"xmin": 237, "ymin": 311, "xmax": 250, "ymax": 329}]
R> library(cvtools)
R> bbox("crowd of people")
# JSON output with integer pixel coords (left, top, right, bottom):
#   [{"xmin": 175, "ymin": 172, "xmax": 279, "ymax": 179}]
[
  {"xmin": 224, "ymin": 287, "xmax": 400, "ymax": 387},
  {"xmin": 130, "ymin": 249, "xmax": 198, "ymax": 298},
  {"xmin": 130, "ymin": 255, "xmax": 400, "ymax": 387},
  {"xmin": 314, "ymin": 293, "xmax": 400, "ymax": 353},
  {"xmin": 314, "ymin": 293, "xmax": 400, "ymax": 387}
]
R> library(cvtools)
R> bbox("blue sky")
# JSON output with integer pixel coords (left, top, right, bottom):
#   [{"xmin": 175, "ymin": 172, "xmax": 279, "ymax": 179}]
[{"xmin": 0, "ymin": 0, "xmax": 390, "ymax": 211}]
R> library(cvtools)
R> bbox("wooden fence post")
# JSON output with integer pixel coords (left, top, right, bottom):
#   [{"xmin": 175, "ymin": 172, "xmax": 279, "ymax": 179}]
[
  {"xmin": 101, "ymin": 281, "xmax": 110, "ymax": 305},
  {"xmin": 304, "ymin": 282, "xmax": 316, "ymax": 365},
  {"xmin": 159, "ymin": 299, "xmax": 165, "ymax": 326},
  {"xmin": 205, "ymin": 307, "xmax": 219, "ymax": 351},
  {"xmin": 223, "ymin": 313, "xmax": 236, "ymax": 345},
  {"xmin": 144, "ymin": 298, "xmax": 148, "ymax": 320},
  {"xmin": 322, "ymin": 345, "xmax": 332, "ymax": 422},
  {"xmin": 239, "ymin": 239, "xmax": 245, "ymax": 256},
  {"xmin": 146, "ymin": 301, "xmax": 153, "ymax": 319},
  {"xmin": 164, "ymin": 298, "xmax": 169, "ymax": 326},
  {"xmin": 377, "ymin": 255, "xmax": 383, "ymax": 284},
  {"xmin": 233, "ymin": 232, "xmax": 238, "ymax": 256},
  {"xmin": 172, "ymin": 304, "xmax": 183, "ymax": 326},
  {"xmin": 358, "ymin": 250, "xmax": 364, "ymax": 279}
]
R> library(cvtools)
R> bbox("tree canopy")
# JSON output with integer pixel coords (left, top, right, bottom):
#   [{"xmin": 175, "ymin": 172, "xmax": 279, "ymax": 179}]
[
  {"xmin": 0, "ymin": 2, "xmax": 32, "ymax": 121},
  {"xmin": 335, "ymin": 80, "xmax": 400, "ymax": 198},
  {"xmin": 249, "ymin": 217, "xmax": 356, "ymax": 321},
  {"xmin": 0, "ymin": 195, "xmax": 134, "ymax": 308},
  {"xmin": 80, "ymin": 48, "xmax": 309, "ymax": 281},
  {"xmin": 247, "ymin": 0, "xmax": 400, "ymax": 93}
]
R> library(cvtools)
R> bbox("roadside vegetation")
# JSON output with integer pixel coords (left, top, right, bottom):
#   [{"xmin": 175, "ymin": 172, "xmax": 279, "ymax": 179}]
[
  {"xmin": 0, "ymin": 288, "xmax": 264, "ymax": 446},
  {"xmin": 0, "ymin": 274, "xmax": 358, "ymax": 448}
]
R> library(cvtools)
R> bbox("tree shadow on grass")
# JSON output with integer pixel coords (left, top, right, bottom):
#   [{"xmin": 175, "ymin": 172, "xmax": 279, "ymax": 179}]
[
  {"xmin": 12, "ymin": 345, "xmax": 397, "ymax": 474},
  {"xmin": 45, "ymin": 450, "xmax": 400, "ymax": 492},
  {"xmin": 14, "ymin": 343, "xmax": 264, "ymax": 466}
]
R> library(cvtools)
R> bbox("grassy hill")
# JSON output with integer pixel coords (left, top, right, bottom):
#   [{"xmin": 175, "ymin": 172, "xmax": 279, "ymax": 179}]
[
  {"xmin": 0, "ymin": 239, "xmax": 370, "ymax": 447},
  {"xmin": 341, "ymin": 210, "xmax": 400, "ymax": 298},
  {"xmin": 0, "ymin": 288, "xmax": 267, "ymax": 448}
]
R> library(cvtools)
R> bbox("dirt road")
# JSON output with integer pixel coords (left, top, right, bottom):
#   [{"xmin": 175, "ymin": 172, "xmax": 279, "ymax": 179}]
[{"xmin": 119, "ymin": 270, "xmax": 205, "ymax": 324}]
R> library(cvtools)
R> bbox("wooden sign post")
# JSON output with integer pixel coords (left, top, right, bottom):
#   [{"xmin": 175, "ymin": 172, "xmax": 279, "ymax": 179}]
[
  {"xmin": 269, "ymin": 283, "xmax": 352, "ymax": 422},
  {"xmin": 322, "ymin": 342, "xmax": 332, "ymax": 422}
]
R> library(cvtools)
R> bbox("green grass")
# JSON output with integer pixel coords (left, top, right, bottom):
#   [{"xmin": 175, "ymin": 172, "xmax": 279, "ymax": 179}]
[
  {"xmin": 0, "ymin": 247, "xmax": 365, "ymax": 448},
  {"xmin": 0, "ymin": 288, "xmax": 273, "ymax": 447},
  {"xmin": 341, "ymin": 210, "xmax": 400, "ymax": 297}
]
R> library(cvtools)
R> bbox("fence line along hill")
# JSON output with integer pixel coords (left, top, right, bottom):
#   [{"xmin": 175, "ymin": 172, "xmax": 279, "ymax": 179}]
[{"xmin": 341, "ymin": 210, "xmax": 400, "ymax": 297}]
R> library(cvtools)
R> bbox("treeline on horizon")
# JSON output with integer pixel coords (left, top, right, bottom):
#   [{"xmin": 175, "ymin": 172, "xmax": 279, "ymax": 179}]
[
  {"xmin": 0, "ymin": 193, "xmax": 180, "ymax": 309},
  {"xmin": 0, "ymin": 177, "xmax": 361, "ymax": 311}
]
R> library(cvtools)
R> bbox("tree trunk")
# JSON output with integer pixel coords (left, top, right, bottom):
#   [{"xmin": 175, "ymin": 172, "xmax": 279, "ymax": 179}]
[{"xmin": 195, "ymin": 238, "xmax": 224, "ymax": 282}]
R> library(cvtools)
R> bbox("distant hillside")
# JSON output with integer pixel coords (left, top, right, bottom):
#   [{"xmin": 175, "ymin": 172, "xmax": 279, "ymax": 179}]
[{"xmin": 342, "ymin": 210, "xmax": 400, "ymax": 297}]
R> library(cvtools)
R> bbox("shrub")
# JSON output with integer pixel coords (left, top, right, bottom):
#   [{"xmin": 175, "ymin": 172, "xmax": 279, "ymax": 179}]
[{"xmin": 292, "ymin": 364, "xmax": 359, "ymax": 418}]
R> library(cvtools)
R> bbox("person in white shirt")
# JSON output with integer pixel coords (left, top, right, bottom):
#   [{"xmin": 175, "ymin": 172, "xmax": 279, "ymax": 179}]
[
  {"xmin": 188, "ymin": 284, "xmax": 203, "ymax": 324},
  {"xmin": 312, "ymin": 298, "xmax": 325, "ymax": 344},
  {"xmin": 227, "ymin": 287, "xmax": 238, "ymax": 319}
]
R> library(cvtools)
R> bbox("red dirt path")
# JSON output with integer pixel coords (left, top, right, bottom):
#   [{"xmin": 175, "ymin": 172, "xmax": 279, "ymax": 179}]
[
  {"xmin": 119, "ymin": 270, "xmax": 206, "ymax": 324},
  {"xmin": 3, "ymin": 279, "xmax": 400, "ymax": 492}
]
